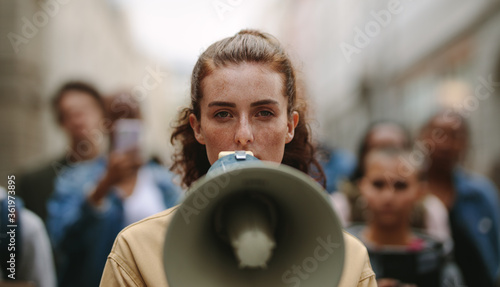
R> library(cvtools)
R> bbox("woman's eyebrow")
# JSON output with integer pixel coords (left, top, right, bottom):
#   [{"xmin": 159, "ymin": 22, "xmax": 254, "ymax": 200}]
[
  {"xmin": 250, "ymin": 99, "xmax": 279, "ymax": 107},
  {"xmin": 208, "ymin": 101, "xmax": 236, "ymax": 108}
]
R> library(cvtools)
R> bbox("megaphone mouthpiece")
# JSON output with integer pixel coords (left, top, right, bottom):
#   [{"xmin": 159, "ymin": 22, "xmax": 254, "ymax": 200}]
[
  {"xmin": 232, "ymin": 229, "xmax": 275, "ymax": 268},
  {"xmin": 222, "ymin": 196, "xmax": 277, "ymax": 269},
  {"xmin": 218, "ymin": 150, "xmax": 254, "ymax": 159}
]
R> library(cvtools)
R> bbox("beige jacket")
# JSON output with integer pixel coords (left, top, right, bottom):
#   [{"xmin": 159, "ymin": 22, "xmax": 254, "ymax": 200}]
[{"xmin": 100, "ymin": 207, "xmax": 376, "ymax": 287}]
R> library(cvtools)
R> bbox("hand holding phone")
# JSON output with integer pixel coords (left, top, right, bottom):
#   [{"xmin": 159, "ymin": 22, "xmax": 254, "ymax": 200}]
[{"xmin": 113, "ymin": 119, "xmax": 142, "ymax": 152}]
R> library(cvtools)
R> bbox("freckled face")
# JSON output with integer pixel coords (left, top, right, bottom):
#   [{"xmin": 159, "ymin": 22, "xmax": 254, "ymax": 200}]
[{"xmin": 189, "ymin": 63, "xmax": 299, "ymax": 165}]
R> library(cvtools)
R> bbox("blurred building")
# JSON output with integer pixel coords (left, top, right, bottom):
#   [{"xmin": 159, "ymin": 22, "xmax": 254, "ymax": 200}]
[
  {"xmin": 269, "ymin": 0, "xmax": 500, "ymax": 175},
  {"xmin": 0, "ymin": 0, "xmax": 179, "ymax": 181},
  {"xmin": 2, "ymin": 0, "xmax": 499, "ymax": 182}
]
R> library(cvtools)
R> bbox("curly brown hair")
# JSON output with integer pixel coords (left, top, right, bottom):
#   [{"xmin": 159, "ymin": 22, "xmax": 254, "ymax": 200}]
[{"xmin": 170, "ymin": 29, "xmax": 325, "ymax": 188}]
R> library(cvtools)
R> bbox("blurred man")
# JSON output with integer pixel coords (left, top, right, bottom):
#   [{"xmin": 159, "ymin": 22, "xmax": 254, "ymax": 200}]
[
  {"xmin": 46, "ymin": 92, "xmax": 181, "ymax": 287},
  {"xmin": 419, "ymin": 110, "xmax": 500, "ymax": 286},
  {"xmin": 17, "ymin": 81, "xmax": 107, "ymax": 221}
]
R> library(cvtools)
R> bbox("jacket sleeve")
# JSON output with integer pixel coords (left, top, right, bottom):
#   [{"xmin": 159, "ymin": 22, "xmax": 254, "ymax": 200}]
[
  {"xmin": 339, "ymin": 232, "xmax": 377, "ymax": 287},
  {"xmin": 357, "ymin": 250, "xmax": 377, "ymax": 287},
  {"xmin": 100, "ymin": 230, "xmax": 148, "ymax": 287},
  {"xmin": 358, "ymin": 275, "xmax": 377, "ymax": 287},
  {"xmin": 46, "ymin": 174, "xmax": 123, "ymax": 254},
  {"xmin": 100, "ymin": 254, "xmax": 142, "ymax": 287}
]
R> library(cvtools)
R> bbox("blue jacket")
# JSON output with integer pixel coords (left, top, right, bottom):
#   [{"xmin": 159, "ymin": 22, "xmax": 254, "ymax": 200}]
[
  {"xmin": 451, "ymin": 168, "xmax": 500, "ymax": 286},
  {"xmin": 320, "ymin": 149, "xmax": 356, "ymax": 193},
  {"xmin": 47, "ymin": 157, "xmax": 181, "ymax": 287}
]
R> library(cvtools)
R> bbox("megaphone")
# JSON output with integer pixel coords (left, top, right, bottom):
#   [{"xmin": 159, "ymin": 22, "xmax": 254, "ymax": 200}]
[{"xmin": 163, "ymin": 151, "xmax": 345, "ymax": 286}]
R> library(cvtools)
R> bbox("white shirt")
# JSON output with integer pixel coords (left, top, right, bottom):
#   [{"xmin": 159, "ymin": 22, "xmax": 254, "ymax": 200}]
[{"xmin": 121, "ymin": 167, "xmax": 166, "ymax": 226}]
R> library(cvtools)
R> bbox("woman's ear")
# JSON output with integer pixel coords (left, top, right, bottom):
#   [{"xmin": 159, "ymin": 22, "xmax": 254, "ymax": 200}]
[
  {"xmin": 285, "ymin": 111, "xmax": 299, "ymax": 143},
  {"xmin": 189, "ymin": 114, "xmax": 205, "ymax": 145}
]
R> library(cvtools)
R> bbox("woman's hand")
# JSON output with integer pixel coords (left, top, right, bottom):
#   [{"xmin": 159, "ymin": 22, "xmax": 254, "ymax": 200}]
[
  {"xmin": 88, "ymin": 149, "xmax": 142, "ymax": 206},
  {"xmin": 105, "ymin": 150, "xmax": 142, "ymax": 185}
]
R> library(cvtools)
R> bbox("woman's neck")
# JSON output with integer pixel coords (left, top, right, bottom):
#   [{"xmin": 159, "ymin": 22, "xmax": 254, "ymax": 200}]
[
  {"xmin": 364, "ymin": 222, "xmax": 413, "ymax": 247},
  {"xmin": 427, "ymin": 165, "xmax": 456, "ymax": 209},
  {"xmin": 428, "ymin": 169, "xmax": 453, "ymax": 182},
  {"xmin": 427, "ymin": 161, "xmax": 455, "ymax": 181},
  {"xmin": 69, "ymin": 140, "xmax": 100, "ymax": 162}
]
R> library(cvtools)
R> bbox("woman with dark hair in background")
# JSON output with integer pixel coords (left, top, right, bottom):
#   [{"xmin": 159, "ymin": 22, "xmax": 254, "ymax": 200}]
[
  {"xmin": 331, "ymin": 120, "xmax": 451, "ymax": 247},
  {"xmin": 347, "ymin": 148, "xmax": 463, "ymax": 287}
]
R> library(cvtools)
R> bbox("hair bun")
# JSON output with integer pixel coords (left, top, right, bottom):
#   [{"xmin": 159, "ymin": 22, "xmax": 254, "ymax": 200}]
[{"xmin": 237, "ymin": 29, "xmax": 267, "ymax": 38}]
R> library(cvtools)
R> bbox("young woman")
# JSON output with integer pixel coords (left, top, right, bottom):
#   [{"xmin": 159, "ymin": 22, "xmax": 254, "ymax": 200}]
[
  {"xmin": 347, "ymin": 148, "xmax": 463, "ymax": 287},
  {"xmin": 100, "ymin": 30, "xmax": 376, "ymax": 286},
  {"xmin": 331, "ymin": 121, "xmax": 451, "ymax": 247}
]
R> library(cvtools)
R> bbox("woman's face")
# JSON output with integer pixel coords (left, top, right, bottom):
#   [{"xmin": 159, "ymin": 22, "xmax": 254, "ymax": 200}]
[
  {"xmin": 366, "ymin": 124, "xmax": 408, "ymax": 151},
  {"xmin": 420, "ymin": 116, "xmax": 467, "ymax": 168},
  {"xmin": 190, "ymin": 63, "xmax": 299, "ymax": 165},
  {"xmin": 359, "ymin": 154, "xmax": 421, "ymax": 228},
  {"xmin": 59, "ymin": 91, "xmax": 104, "ymax": 142}
]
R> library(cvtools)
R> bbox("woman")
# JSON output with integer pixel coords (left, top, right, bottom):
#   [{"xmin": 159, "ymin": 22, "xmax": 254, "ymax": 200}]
[
  {"xmin": 331, "ymin": 121, "xmax": 451, "ymax": 247},
  {"xmin": 100, "ymin": 30, "xmax": 376, "ymax": 286},
  {"xmin": 347, "ymin": 148, "xmax": 462, "ymax": 287},
  {"xmin": 333, "ymin": 121, "xmax": 413, "ymax": 225}
]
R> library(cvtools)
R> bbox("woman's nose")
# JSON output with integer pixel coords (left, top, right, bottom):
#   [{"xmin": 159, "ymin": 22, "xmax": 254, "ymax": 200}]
[
  {"xmin": 234, "ymin": 117, "xmax": 254, "ymax": 146},
  {"xmin": 381, "ymin": 187, "xmax": 395, "ymax": 201}
]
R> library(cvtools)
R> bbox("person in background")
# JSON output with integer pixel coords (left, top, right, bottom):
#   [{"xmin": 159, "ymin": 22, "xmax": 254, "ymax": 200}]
[
  {"xmin": 331, "ymin": 121, "xmax": 451, "ymax": 247},
  {"xmin": 317, "ymin": 144, "xmax": 356, "ymax": 194},
  {"xmin": 17, "ymin": 81, "xmax": 107, "ymax": 222},
  {"xmin": 488, "ymin": 154, "xmax": 500, "ymax": 195},
  {"xmin": 47, "ymin": 92, "xmax": 181, "ymax": 287},
  {"xmin": 351, "ymin": 120, "xmax": 412, "ymax": 184},
  {"xmin": 332, "ymin": 121, "xmax": 412, "ymax": 225},
  {"xmin": 0, "ymin": 186, "xmax": 56, "ymax": 287},
  {"xmin": 419, "ymin": 110, "xmax": 500, "ymax": 286},
  {"xmin": 348, "ymin": 148, "xmax": 463, "ymax": 287}
]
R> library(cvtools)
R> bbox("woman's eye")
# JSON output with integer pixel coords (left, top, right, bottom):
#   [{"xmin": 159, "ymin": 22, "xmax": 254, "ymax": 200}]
[
  {"xmin": 256, "ymin": 110, "xmax": 273, "ymax": 117},
  {"xmin": 215, "ymin": 111, "xmax": 231, "ymax": 118},
  {"xmin": 372, "ymin": 180, "xmax": 385, "ymax": 190},
  {"xmin": 394, "ymin": 181, "xmax": 408, "ymax": 191}
]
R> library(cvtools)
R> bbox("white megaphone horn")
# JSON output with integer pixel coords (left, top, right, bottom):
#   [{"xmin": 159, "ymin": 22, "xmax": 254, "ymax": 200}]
[{"xmin": 163, "ymin": 151, "xmax": 345, "ymax": 287}]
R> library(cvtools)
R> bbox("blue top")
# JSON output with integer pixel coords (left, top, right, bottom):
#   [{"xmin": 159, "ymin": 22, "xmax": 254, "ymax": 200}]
[
  {"xmin": 47, "ymin": 157, "xmax": 181, "ymax": 287},
  {"xmin": 450, "ymin": 168, "xmax": 500, "ymax": 286},
  {"xmin": 320, "ymin": 149, "xmax": 356, "ymax": 193}
]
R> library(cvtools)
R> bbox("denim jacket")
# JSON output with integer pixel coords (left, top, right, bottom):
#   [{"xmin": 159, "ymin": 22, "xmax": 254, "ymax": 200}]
[
  {"xmin": 47, "ymin": 157, "xmax": 181, "ymax": 287},
  {"xmin": 451, "ymin": 168, "xmax": 500, "ymax": 285}
]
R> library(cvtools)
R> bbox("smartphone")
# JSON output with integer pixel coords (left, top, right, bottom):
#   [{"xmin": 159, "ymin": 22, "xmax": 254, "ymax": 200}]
[{"xmin": 113, "ymin": 119, "xmax": 142, "ymax": 152}]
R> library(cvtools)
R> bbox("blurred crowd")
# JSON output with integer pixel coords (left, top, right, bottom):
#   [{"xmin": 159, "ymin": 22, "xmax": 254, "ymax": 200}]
[
  {"xmin": 0, "ymin": 80, "xmax": 499, "ymax": 287},
  {"xmin": 324, "ymin": 116, "xmax": 500, "ymax": 286},
  {"xmin": 1, "ymin": 82, "xmax": 181, "ymax": 287}
]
